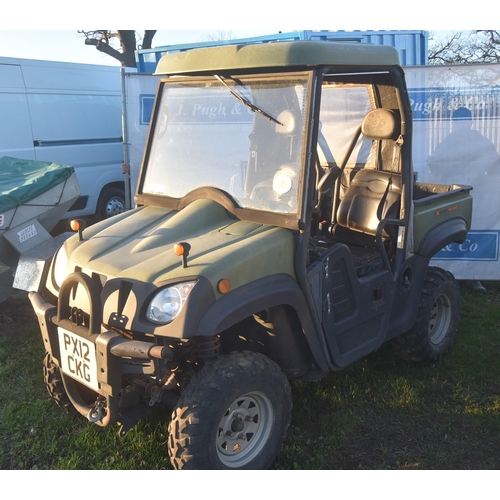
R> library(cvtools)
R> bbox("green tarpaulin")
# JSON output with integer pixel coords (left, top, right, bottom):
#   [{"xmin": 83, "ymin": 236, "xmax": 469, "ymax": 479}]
[{"xmin": 0, "ymin": 156, "xmax": 74, "ymax": 213}]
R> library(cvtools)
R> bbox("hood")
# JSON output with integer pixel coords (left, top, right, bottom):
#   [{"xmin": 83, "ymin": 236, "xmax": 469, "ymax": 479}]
[{"xmin": 63, "ymin": 199, "xmax": 296, "ymax": 293}]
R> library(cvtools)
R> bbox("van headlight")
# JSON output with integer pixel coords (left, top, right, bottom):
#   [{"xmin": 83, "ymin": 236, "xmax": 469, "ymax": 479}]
[{"xmin": 146, "ymin": 281, "xmax": 197, "ymax": 324}]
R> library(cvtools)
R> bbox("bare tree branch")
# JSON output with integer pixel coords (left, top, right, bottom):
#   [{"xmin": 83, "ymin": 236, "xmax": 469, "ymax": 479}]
[
  {"xmin": 429, "ymin": 30, "xmax": 500, "ymax": 65},
  {"xmin": 201, "ymin": 30, "xmax": 236, "ymax": 42},
  {"xmin": 78, "ymin": 30, "xmax": 157, "ymax": 67},
  {"xmin": 142, "ymin": 30, "xmax": 157, "ymax": 50}
]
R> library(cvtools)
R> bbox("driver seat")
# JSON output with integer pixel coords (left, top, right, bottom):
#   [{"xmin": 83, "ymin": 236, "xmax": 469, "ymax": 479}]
[
  {"xmin": 336, "ymin": 108, "xmax": 402, "ymax": 239},
  {"xmin": 333, "ymin": 110, "xmax": 403, "ymax": 274}
]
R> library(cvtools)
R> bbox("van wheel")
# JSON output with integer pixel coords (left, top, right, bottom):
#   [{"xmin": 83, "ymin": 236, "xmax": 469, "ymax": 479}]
[
  {"xmin": 391, "ymin": 267, "xmax": 461, "ymax": 363},
  {"xmin": 96, "ymin": 187, "xmax": 125, "ymax": 220},
  {"xmin": 168, "ymin": 351, "xmax": 292, "ymax": 470}
]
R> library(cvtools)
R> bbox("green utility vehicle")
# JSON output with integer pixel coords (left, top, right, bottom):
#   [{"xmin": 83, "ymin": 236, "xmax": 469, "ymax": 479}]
[{"xmin": 26, "ymin": 41, "xmax": 473, "ymax": 469}]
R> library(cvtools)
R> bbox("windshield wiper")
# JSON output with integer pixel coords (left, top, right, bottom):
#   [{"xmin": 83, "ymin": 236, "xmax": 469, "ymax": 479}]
[{"xmin": 214, "ymin": 74, "xmax": 283, "ymax": 126}]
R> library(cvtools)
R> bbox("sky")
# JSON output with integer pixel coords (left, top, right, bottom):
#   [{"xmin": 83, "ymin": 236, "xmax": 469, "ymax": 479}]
[
  {"xmin": 0, "ymin": 29, "xmax": 460, "ymax": 68},
  {"xmin": 0, "ymin": 30, "xmax": 280, "ymax": 66},
  {"xmin": 0, "ymin": 0, "xmax": 473, "ymax": 67}
]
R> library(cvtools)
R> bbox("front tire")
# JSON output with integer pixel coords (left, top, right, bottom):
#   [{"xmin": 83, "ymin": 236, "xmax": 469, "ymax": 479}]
[
  {"xmin": 43, "ymin": 352, "xmax": 78, "ymax": 415},
  {"xmin": 168, "ymin": 351, "xmax": 292, "ymax": 470},
  {"xmin": 391, "ymin": 267, "xmax": 461, "ymax": 363}
]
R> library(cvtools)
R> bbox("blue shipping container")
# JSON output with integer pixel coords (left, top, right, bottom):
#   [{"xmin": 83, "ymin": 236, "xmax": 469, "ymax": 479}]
[{"xmin": 135, "ymin": 30, "xmax": 429, "ymax": 73}]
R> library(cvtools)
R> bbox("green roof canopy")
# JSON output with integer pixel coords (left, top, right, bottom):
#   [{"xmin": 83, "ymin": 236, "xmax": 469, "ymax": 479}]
[{"xmin": 155, "ymin": 40, "xmax": 401, "ymax": 76}]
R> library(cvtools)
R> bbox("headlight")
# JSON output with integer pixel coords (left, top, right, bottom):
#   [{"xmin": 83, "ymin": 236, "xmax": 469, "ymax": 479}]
[
  {"xmin": 52, "ymin": 245, "xmax": 71, "ymax": 290},
  {"xmin": 146, "ymin": 281, "xmax": 196, "ymax": 325}
]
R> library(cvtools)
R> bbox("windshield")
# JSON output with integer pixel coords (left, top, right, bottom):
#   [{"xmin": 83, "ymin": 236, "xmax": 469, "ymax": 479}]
[{"xmin": 142, "ymin": 72, "xmax": 310, "ymax": 215}]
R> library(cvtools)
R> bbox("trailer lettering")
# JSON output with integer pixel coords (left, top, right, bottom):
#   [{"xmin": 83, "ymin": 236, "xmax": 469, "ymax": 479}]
[
  {"xmin": 192, "ymin": 103, "xmax": 202, "ymax": 115},
  {"xmin": 191, "ymin": 102, "xmax": 228, "ymax": 119},
  {"xmin": 459, "ymin": 240, "xmax": 479, "ymax": 252},
  {"xmin": 17, "ymin": 224, "xmax": 37, "ymax": 242},
  {"xmin": 231, "ymin": 103, "xmax": 242, "ymax": 115},
  {"xmin": 175, "ymin": 103, "xmax": 184, "ymax": 116}
]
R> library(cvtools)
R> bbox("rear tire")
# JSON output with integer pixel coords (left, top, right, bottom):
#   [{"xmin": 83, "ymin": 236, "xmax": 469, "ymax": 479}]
[
  {"xmin": 391, "ymin": 267, "xmax": 461, "ymax": 363},
  {"xmin": 168, "ymin": 351, "xmax": 292, "ymax": 470}
]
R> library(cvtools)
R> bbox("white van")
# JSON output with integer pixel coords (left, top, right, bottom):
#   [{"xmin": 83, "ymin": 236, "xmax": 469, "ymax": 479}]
[{"xmin": 0, "ymin": 56, "xmax": 125, "ymax": 220}]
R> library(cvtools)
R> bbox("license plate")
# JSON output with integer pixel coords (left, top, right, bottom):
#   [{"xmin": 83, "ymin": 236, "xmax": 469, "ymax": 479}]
[{"xmin": 57, "ymin": 328, "xmax": 99, "ymax": 391}]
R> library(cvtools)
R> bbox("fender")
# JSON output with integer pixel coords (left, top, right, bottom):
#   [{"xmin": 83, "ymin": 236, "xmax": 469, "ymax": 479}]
[
  {"xmin": 415, "ymin": 217, "xmax": 469, "ymax": 260},
  {"xmin": 195, "ymin": 273, "xmax": 330, "ymax": 371}
]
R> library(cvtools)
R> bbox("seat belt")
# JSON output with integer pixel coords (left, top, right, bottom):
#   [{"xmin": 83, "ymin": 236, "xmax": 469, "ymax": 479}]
[{"xmin": 377, "ymin": 175, "xmax": 393, "ymax": 221}]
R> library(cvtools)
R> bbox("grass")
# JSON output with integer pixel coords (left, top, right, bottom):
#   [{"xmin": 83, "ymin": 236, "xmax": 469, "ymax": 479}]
[{"xmin": 1, "ymin": 281, "xmax": 499, "ymax": 470}]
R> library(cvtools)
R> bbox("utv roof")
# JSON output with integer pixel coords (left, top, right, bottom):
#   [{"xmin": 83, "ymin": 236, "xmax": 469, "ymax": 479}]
[{"xmin": 154, "ymin": 40, "xmax": 401, "ymax": 75}]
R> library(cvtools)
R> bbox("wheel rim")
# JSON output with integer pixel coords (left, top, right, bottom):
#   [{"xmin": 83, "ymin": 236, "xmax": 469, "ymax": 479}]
[
  {"xmin": 216, "ymin": 391, "xmax": 274, "ymax": 468},
  {"xmin": 429, "ymin": 292, "xmax": 452, "ymax": 345},
  {"xmin": 105, "ymin": 196, "xmax": 125, "ymax": 217}
]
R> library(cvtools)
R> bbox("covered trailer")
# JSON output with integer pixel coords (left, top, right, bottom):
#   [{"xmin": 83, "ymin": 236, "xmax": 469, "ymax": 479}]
[{"xmin": 1, "ymin": 157, "xmax": 80, "ymax": 302}]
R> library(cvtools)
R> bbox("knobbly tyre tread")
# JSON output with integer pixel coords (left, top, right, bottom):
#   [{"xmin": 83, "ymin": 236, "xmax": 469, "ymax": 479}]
[
  {"xmin": 43, "ymin": 352, "xmax": 78, "ymax": 416},
  {"xmin": 391, "ymin": 266, "xmax": 461, "ymax": 363},
  {"xmin": 168, "ymin": 351, "xmax": 292, "ymax": 470}
]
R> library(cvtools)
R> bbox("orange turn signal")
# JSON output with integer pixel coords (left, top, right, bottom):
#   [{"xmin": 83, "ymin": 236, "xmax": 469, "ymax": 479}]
[
  {"xmin": 218, "ymin": 279, "xmax": 231, "ymax": 294},
  {"xmin": 70, "ymin": 219, "xmax": 86, "ymax": 241},
  {"xmin": 173, "ymin": 242, "xmax": 191, "ymax": 268},
  {"xmin": 173, "ymin": 243, "xmax": 185, "ymax": 256}
]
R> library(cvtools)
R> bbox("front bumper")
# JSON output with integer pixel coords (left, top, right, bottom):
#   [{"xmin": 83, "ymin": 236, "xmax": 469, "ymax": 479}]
[{"xmin": 30, "ymin": 271, "xmax": 174, "ymax": 433}]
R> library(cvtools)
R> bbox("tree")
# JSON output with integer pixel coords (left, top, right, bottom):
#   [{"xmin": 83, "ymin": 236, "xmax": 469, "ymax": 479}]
[
  {"xmin": 429, "ymin": 30, "xmax": 500, "ymax": 65},
  {"xmin": 201, "ymin": 30, "xmax": 236, "ymax": 42},
  {"xmin": 79, "ymin": 30, "xmax": 157, "ymax": 67}
]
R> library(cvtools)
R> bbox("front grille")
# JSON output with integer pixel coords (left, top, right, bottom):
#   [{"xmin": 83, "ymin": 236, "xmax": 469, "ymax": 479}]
[{"xmin": 91, "ymin": 272, "xmax": 108, "ymax": 291}]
